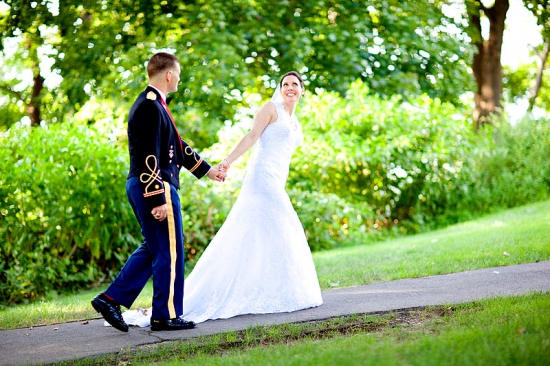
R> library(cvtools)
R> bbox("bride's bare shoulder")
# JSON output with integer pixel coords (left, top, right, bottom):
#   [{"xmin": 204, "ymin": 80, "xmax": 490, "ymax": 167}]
[
  {"xmin": 261, "ymin": 101, "xmax": 277, "ymax": 112},
  {"xmin": 257, "ymin": 102, "xmax": 278, "ymax": 124}
]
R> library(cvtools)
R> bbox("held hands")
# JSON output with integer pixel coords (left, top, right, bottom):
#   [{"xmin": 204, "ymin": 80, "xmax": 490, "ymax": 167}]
[
  {"xmin": 206, "ymin": 159, "xmax": 230, "ymax": 182},
  {"xmin": 207, "ymin": 166, "xmax": 227, "ymax": 182},
  {"xmin": 215, "ymin": 158, "xmax": 231, "ymax": 182}
]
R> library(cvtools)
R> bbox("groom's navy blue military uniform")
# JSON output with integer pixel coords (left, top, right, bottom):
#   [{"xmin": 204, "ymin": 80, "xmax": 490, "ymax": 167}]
[{"xmin": 105, "ymin": 86, "xmax": 211, "ymax": 320}]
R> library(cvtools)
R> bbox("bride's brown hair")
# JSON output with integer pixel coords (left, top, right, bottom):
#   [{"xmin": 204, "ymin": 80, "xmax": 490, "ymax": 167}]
[{"xmin": 279, "ymin": 71, "xmax": 304, "ymax": 88}]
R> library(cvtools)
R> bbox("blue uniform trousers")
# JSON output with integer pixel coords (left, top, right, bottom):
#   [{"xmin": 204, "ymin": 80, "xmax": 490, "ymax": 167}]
[{"xmin": 105, "ymin": 177, "xmax": 185, "ymax": 320}]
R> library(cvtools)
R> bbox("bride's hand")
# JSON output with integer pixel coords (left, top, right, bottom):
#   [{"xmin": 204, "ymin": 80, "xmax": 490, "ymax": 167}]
[{"xmin": 219, "ymin": 159, "xmax": 231, "ymax": 174}]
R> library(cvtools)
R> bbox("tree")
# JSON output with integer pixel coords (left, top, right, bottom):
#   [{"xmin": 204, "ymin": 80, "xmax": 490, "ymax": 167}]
[
  {"xmin": 464, "ymin": 0, "xmax": 510, "ymax": 130},
  {"xmin": 1, "ymin": 0, "xmax": 473, "ymax": 139},
  {"xmin": 523, "ymin": 0, "xmax": 550, "ymax": 110},
  {"xmin": 0, "ymin": 0, "xmax": 53, "ymax": 126},
  {"xmin": 0, "ymin": 0, "xmax": 165, "ymax": 127}
]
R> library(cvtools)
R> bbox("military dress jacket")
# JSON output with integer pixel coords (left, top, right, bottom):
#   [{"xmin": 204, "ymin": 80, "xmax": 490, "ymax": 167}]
[{"xmin": 127, "ymin": 86, "xmax": 211, "ymax": 209}]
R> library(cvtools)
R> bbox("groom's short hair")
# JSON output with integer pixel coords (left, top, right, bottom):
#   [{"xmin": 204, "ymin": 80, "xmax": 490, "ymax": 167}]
[{"xmin": 147, "ymin": 52, "xmax": 179, "ymax": 79}]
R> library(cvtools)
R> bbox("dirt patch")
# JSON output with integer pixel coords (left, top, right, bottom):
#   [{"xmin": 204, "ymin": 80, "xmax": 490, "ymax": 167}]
[{"xmin": 132, "ymin": 306, "xmax": 453, "ymax": 361}]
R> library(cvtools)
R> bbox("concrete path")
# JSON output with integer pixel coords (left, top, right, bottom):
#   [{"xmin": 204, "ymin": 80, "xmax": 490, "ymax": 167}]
[{"xmin": 1, "ymin": 261, "xmax": 549, "ymax": 366}]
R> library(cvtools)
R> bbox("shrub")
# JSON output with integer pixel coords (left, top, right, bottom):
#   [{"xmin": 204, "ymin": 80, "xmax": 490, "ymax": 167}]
[
  {"xmin": 292, "ymin": 80, "xmax": 487, "ymax": 234},
  {"xmin": 292, "ymin": 82, "xmax": 550, "ymax": 234},
  {"xmin": 3, "ymin": 82, "xmax": 550, "ymax": 305},
  {"xmin": 0, "ymin": 123, "xmax": 139, "ymax": 304},
  {"xmin": 0, "ymin": 120, "xmax": 241, "ymax": 305},
  {"xmin": 468, "ymin": 115, "xmax": 550, "ymax": 210}
]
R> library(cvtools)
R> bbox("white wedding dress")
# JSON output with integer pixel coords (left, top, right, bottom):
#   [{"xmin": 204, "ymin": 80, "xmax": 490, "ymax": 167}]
[{"xmin": 117, "ymin": 101, "xmax": 323, "ymax": 327}]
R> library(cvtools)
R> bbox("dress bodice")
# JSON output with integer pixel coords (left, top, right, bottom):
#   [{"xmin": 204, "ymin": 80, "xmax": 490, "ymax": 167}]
[{"xmin": 243, "ymin": 101, "xmax": 303, "ymax": 191}]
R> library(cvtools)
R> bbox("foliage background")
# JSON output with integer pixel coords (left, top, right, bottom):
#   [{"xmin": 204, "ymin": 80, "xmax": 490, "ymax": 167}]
[
  {"xmin": 2, "ymin": 81, "xmax": 550, "ymax": 305},
  {"xmin": 0, "ymin": 0, "xmax": 474, "ymax": 145},
  {"xmin": 2, "ymin": 0, "xmax": 550, "ymax": 306}
]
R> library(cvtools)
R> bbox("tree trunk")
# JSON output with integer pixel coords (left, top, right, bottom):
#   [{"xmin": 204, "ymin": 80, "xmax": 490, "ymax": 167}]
[
  {"xmin": 27, "ymin": 73, "xmax": 44, "ymax": 127},
  {"xmin": 26, "ymin": 35, "xmax": 44, "ymax": 127},
  {"xmin": 528, "ymin": 36, "xmax": 550, "ymax": 111},
  {"xmin": 469, "ymin": 0, "xmax": 510, "ymax": 131}
]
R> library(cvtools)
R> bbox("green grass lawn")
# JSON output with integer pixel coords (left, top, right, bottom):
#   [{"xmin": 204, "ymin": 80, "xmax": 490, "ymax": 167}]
[
  {"xmin": 316, "ymin": 200, "xmax": 550, "ymax": 288},
  {"xmin": 137, "ymin": 293, "xmax": 550, "ymax": 366},
  {"xmin": 66, "ymin": 292, "xmax": 550, "ymax": 366},
  {"xmin": 1, "ymin": 200, "xmax": 549, "ymax": 330}
]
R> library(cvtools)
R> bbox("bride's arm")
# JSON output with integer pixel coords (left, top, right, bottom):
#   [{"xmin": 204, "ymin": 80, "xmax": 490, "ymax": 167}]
[{"xmin": 223, "ymin": 102, "xmax": 276, "ymax": 168}]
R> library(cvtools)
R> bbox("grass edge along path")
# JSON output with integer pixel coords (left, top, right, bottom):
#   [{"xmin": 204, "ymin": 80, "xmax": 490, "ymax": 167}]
[{"xmin": 63, "ymin": 292, "xmax": 550, "ymax": 366}]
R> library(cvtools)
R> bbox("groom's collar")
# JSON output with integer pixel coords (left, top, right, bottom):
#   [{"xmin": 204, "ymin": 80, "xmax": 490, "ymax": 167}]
[{"xmin": 147, "ymin": 85, "xmax": 166, "ymax": 103}]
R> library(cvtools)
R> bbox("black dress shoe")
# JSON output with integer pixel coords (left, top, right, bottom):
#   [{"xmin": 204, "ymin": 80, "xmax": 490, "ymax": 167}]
[
  {"xmin": 91, "ymin": 294, "xmax": 129, "ymax": 332},
  {"xmin": 150, "ymin": 317, "xmax": 196, "ymax": 331}
]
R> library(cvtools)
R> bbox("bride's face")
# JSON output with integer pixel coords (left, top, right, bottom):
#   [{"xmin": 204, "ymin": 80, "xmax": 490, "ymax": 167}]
[{"xmin": 280, "ymin": 75, "xmax": 304, "ymax": 103}]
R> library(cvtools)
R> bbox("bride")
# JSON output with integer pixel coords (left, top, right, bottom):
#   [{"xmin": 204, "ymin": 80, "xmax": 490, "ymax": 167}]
[{"xmin": 121, "ymin": 71, "xmax": 322, "ymax": 327}]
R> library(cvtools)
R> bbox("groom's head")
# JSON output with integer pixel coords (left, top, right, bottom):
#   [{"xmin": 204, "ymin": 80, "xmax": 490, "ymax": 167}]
[{"xmin": 147, "ymin": 52, "xmax": 181, "ymax": 93}]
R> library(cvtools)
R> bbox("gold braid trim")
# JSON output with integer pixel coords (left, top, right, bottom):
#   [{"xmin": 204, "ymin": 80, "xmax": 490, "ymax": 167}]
[
  {"xmin": 188, "ymin": 158, "xmax": 203, "ymax": 173},
  {"xmin": 184, "ymin": 146, "xmax": 203, "ymax": 173},
  {"xmin": 163, "ymin": 182, "xmax": 177, "ymax": 319},
  {"xmin": 143, "ymin": 189, "xmax": 164, "ymax": 197},
  {"xmin": 140, "ymin": 155, "xmax": 164, "ymax": 197}
]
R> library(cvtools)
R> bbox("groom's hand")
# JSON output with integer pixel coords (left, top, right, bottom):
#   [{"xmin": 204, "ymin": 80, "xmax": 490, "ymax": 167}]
[
  {"xmin": 151, "ymin": 204, "xmax": 167, "ymax": 221},
  {"xmin": 207, "ymin": 166, "xmax": 226, "ymax": 182}
]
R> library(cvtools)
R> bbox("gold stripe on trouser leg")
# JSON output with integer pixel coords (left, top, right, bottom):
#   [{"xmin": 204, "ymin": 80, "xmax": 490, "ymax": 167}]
[{"xmin": 163, "ymin": 182, "xmax": 177, "ymax": 319}]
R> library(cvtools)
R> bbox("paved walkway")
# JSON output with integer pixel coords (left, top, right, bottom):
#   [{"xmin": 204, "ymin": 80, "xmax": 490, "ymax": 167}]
[{"xmin": 1, "ymin": 261, "xmax": 549, "ymax": 366}]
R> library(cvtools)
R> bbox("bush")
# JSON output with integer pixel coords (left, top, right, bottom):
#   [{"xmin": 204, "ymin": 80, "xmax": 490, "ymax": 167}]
[
  {"xmin": 0, "ymin": 120, "xmax": 243, "ymax": 305},
  {"xmin": 3, "ymin": 82, "xmax": 550, "ymax": 306},
  {"xmin": 0, "ymin": 123, "xmax": 139, "ymax": 304},
  {"xmin": 293, "ymin": 82, "xmax": 550, "ymax": 234},
  {"xmin": 468, "ymin": 115, "xmax": 550, "ymax": 210},
  {"xmin": 292, "ymin": 80, "xmax": 488, "ymax": 234},
  {"xmin": 289, "ymin": 189, "xmax": 378, "ymax": 251}
]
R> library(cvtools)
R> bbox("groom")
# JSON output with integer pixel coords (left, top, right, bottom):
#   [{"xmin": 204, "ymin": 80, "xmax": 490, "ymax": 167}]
[{"xmin": 92, "ymin": 52, "xmax": 225, "ymax": 332}]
